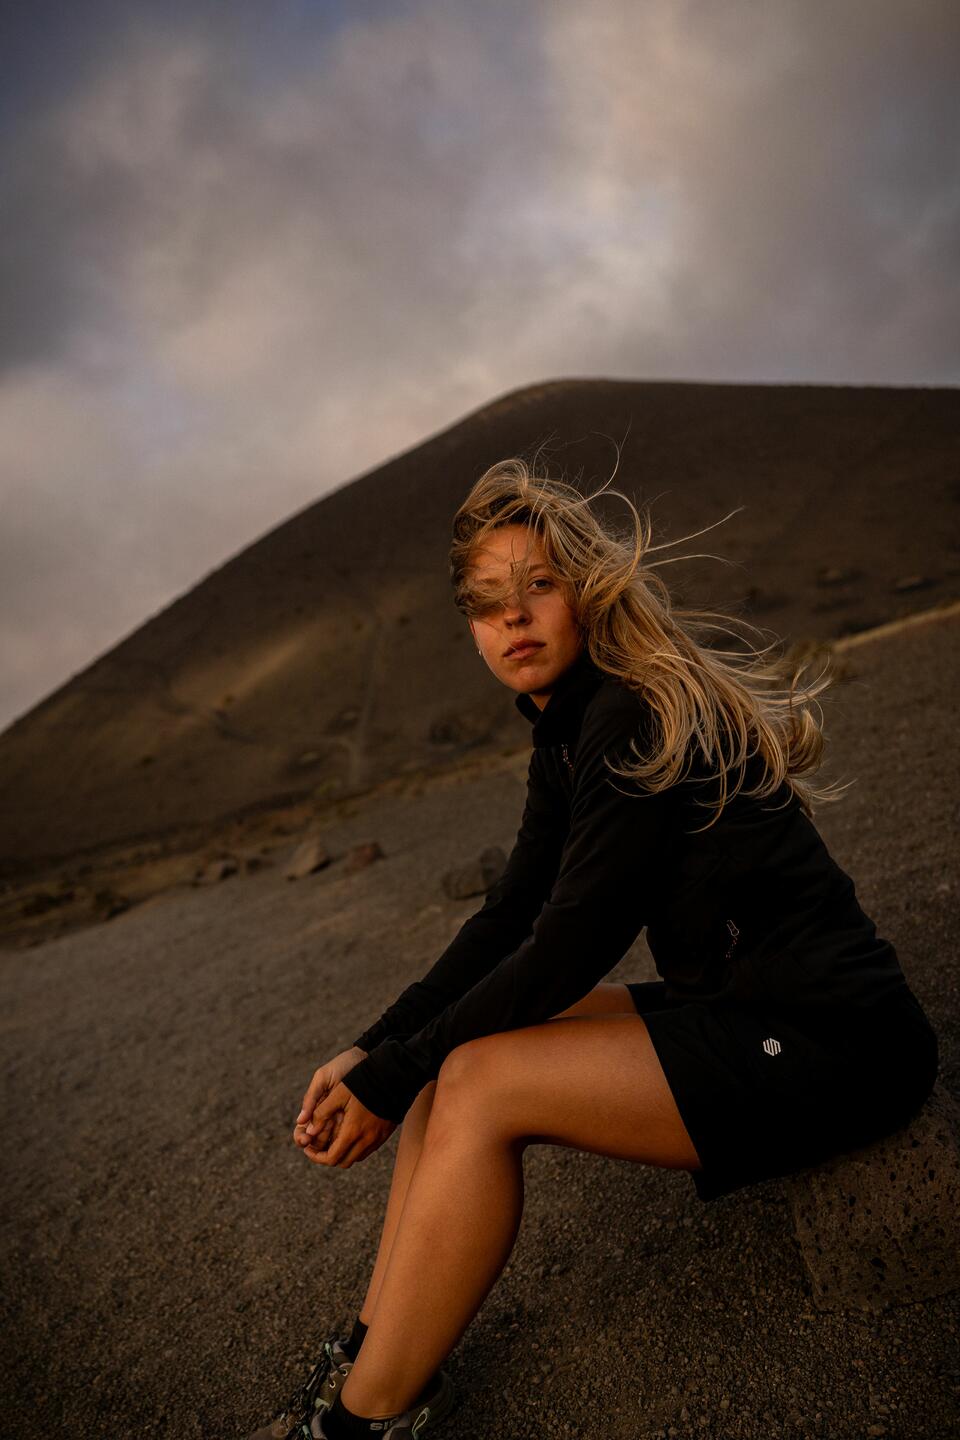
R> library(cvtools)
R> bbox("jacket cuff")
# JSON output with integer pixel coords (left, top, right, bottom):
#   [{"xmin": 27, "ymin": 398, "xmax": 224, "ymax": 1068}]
[
  {"xmin": 352, "ymin": 1019, "xmax": 388, "ymax": 1054},
  {"xmin": 343, "ymin": 1040, "xmax": 434, "ymax": 1123}
]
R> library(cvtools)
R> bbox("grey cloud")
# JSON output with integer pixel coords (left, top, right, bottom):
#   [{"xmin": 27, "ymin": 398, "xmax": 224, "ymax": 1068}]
[{"xmin": 1, "ymin": 0, "xmax": 958, "ymax": 730}]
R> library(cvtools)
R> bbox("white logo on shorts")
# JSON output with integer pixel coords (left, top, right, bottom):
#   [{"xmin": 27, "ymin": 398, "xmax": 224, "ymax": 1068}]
[{"xmin": 762, "ymin": 1037, "xmax": 782, "ymax": 1056}]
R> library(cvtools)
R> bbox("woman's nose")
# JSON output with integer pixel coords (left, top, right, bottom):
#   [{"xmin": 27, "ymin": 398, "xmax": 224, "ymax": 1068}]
[
  {"xmin": 501, "ymin": 587, "xmax": 529, "ymax": 618},
  {"xmin": 503, "ymin": 599, "xmax": 530, "ymax": 623}
]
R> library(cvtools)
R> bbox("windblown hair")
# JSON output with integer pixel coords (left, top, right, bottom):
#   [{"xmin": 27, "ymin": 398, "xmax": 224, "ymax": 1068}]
[{"xmin": 450, "ymin": 455, "xmax": 850, "ymax": 830}]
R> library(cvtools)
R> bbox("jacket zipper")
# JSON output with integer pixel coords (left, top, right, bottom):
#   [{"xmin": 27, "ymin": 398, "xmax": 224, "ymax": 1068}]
[
  {"xmin": 724, "ymin": 918, "xmax": 740, "ymax": 962},
  {"xmin": 561, "ymin": 743, "xmax": 574, "ymax": 774}
]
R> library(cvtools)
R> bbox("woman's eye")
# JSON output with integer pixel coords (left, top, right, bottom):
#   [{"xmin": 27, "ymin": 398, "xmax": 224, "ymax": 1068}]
[{"xmin": 530, "ymin": 577, "xmax": 552, "ymax": 591}]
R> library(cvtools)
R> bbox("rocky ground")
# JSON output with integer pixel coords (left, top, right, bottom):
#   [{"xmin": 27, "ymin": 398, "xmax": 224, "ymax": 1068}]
[{"xmin": 1, "ymin": 609, "xmax": 958, "ymax": 1439}]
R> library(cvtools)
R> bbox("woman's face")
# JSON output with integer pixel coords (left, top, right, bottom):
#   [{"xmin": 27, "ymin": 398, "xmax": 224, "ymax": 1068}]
[{"xmin": 466, "ymin": 524, "xmax": 584, "ymax": 710}]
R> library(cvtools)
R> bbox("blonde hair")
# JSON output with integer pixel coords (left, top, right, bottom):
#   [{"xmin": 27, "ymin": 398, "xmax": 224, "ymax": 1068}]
[{"xmin": 450, "ymin": 454, "xmax": 850, "ymax": 830}]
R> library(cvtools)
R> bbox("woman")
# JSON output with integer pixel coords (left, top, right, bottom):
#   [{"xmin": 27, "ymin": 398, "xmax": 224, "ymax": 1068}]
[{"xmin": 250, "ymin": 460, "xmax": 939, "ymax": 1440}]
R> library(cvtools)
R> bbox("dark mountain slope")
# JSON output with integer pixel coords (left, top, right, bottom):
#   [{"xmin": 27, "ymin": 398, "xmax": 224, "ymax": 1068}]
[{"xmin": 1, "ymin": 379, "xmax": 957, "ymax": 865}]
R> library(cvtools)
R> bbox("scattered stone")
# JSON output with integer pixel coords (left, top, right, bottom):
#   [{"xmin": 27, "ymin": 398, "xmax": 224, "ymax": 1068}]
[
  {"xmin": 326, "ymin": 705, "xmax": 359, "ymax": 733},
  {"xmin": 428, "ymin": 712, "xmax": 488, "ymax": 747},
  {"xmin": 93, "ymin": 888, "xmax": 131, "ymax": 920},
  {"xmin": 20, "ymin": 888, "xmax": 75, "ymax": 917},
  {"xmin": 343, "ymin": 841, "xmax": 384, "ymax": 873},
  {"xmin": 743, "ymin": 585, "xmax": 788, "ymax": 614},
  {"xmin": 441, "ymin": 846, "xmax": 508, "ymax": 900},
  {"xmin": 783, "ymin": 1081, "xmax": 960, "ymax": 1312},
  {"xmin": 815, "ymin": 565, "xmax": 860, "ymax": 586},
  {"xmin": 892, "ymin": 574, "xmax": 932, "ymax": 592},
  {"xmin": 284, "ymin": 836, "xmax": 332, "ymax": 880},
  {"xmin": 193, "ymin": 856, "xmax": 239, "ymax": 886}
]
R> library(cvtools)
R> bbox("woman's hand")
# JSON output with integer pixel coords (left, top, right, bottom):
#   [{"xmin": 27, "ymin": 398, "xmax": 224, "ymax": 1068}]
[
  {"xmin": 302, "ymin": 1081, "xmax": 397, "ymax": 1169},
  {"xmin": 293, "ymin": 1046, "xmax": 367, "ymax": 1153}
]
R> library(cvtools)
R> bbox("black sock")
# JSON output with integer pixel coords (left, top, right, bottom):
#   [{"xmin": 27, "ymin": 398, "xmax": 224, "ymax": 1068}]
[
  {"xmin": 324, "ymin": 1390, "xmax": 402, "ymax": 1438},
  {"xmin": 341, "ymin": 1316, "xmax": 368, "ymax": 1362}
]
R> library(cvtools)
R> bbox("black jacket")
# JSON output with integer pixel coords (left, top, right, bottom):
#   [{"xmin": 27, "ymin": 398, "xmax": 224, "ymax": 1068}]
[{"xmin": 344, "ymin": 652, "xmax": 907, "ymax": 1123}]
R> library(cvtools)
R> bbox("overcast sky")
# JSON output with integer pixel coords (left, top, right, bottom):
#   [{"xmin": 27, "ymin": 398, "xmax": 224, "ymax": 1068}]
[{"xmin": 2, "ymin": 0, "xmax": 958, "ymax": 733}]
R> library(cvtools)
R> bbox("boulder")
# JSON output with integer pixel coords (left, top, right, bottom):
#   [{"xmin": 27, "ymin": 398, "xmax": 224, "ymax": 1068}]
[
  {"xmin": 782, "ymin": 1081, "xmax": 960, "ymax": 1312},
  {"xmin": 442, "ymin": 846, "xmax": 508, "ymax": 900},
  {"xmin": 284, "ymin": 836, "xmax": 331, "ymax": 880},
  {"xmin": 193, "ymin": 855, "xmax": 239, "ymax": 886}
]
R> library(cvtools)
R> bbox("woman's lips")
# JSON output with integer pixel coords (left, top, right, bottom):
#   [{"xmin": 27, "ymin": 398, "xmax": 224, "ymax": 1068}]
[{"xmin": 505, "ymin": 642, "xmax": 543, "ymax": 659}]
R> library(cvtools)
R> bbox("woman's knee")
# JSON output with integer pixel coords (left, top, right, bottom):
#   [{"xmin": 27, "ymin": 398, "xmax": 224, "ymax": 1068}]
[
  {"xmin": 436, "ymin": 1035, "xmax": 499, "ymax": 1093},
  {"xmin": 427, "ymin": 1038, "xmax": 501, "ymax": 1129}
]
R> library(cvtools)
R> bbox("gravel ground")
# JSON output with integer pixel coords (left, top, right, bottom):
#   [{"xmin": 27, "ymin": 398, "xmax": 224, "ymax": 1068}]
[{"xmin": 1, "ymin": 612, "xmax": 958, "ymax": 1440}]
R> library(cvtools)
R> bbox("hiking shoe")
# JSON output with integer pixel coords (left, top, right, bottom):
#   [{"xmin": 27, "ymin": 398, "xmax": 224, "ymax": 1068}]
[
  {"xmin": 302, "ymin": 1366, "xmax": 457, "ymax": 1437},
  {"xmin": 246, "ymin": 1337, "xmax": 353, "ymax": 1440}
]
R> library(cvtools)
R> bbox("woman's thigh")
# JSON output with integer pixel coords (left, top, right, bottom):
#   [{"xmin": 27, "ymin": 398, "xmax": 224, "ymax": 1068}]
[
  {"xmin": 434, "ymin": 1015, "xmax": 703, "ymax": 1172},
  {"xmin": 548, "ymin": 981, "xmax": 636, "ymax": 1019}
]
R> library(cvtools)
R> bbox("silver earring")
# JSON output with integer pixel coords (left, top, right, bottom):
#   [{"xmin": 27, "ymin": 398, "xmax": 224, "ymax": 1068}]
[{"xmin": 477, "ymin": 648, "xmax": 483, "ymax": 656}]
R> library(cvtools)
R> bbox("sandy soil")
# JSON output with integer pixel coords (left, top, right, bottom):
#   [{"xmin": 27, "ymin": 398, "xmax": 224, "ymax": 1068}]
[{"xmin": 1, "ymin": 610, "xmax": 958, "ymax": 1439}]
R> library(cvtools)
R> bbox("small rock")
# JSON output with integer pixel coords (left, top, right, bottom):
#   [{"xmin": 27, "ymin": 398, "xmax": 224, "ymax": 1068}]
[
  {"xmin": 441, "ymin": 846, "xmax": 508, "ymax": 900},
  {"xmin": 20, "ymin": 888, "xmax": 75, "ymax": 917},
  {"xmin": 93, "ymin": 888, "xmax": 131, "ymax": 919},
  {"xmin": 327, "ymin": 706, "xmax": 359, "ymax": 733},
  {"xmin": 344, "ymin": 841, "xmax": 384, "ymax": 874},
  {"xmin": 866, "ymin": 1427, "xmax": 887, "ymax": 1437},
  {"xmin": 193, "ymin": 856, "xmax": 238, "ymax": 886},
  {"xmin": 428, "ymin": 712, "xmax": 489, "ymax": 746},
  {"xmin": 816, "ymin": 565, "xmax": 860, "ymax": 587},
  {"xmin": 892, "ymin": 574, "xmax": 931, "ymax": 592},
  {"xmin": 285, "ymin": 837, "xmax": 332, "ymax": 880}
]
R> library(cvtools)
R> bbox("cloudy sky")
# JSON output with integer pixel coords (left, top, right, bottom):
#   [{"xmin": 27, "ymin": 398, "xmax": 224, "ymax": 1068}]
[{"xmin": 2, "ymin": 0, "xmax": 958, "ymax": 732}]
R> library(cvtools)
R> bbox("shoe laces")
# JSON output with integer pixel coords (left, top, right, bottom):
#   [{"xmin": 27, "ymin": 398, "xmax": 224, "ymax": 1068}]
[{"xmin": 275, "ymin": 1340, "xmax": 338, "ymax": 1439}]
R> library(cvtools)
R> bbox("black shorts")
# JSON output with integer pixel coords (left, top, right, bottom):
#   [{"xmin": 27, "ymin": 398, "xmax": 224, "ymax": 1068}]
[{"xmin": 625, "ymin": 979, "xmax": 940, "ymax": 1203}]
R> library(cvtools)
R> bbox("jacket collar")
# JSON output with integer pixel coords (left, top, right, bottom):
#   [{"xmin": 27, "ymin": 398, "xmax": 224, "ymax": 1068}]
[{"xmin": 514, "ymin": 650, "xmax": 605, "ymax": 747}]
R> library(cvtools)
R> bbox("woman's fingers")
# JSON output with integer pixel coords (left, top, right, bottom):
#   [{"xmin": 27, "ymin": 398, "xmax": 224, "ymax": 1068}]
[
  {"xmin": 305, "ymin": 1093, "xmax": 356, "ymax": 1165},
  {"xmin": 297, "ymin": 1069, "xmax": 331, "ymax": 1127},
  {"xmin": 308, "ymin": 1083, "xmax": 346, "ymax": 1144},
  {"xmin": 307, "ymin": 1094, "xmax": 331, "ymax": 1138},
  {"xmin": 304, "ymin": 1121, "xmax": 347, "ymax": 1165},
  {"xmin": 335, "ymin": 1135, "xmax": 370, "ymax": 1169},
  {"xmin": 298, "ymin": 1082, "xmax": 389, "ymax": 1168},
  {"xmin": 293, "ymin": 1121, "xmax": 316, "ymax": 1148}
]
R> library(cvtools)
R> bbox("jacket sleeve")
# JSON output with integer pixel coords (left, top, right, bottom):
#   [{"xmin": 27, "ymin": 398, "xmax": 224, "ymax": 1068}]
[
  {"xmin": 350, "ymin": 746, "xmax": 568, "ymax": 1055},
  {"xmin": 343, "ymin": 692, "xmax": 673, "ymax": 1122}
]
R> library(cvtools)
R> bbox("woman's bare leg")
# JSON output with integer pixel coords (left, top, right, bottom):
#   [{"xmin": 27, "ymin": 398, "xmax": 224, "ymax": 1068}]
[
  {"xmin": 341, "ymin": 1010, "xmax": 700, "ymax": 1419},
  {"xmin": 355, "ymin": 981, "xmax": 634, "ymax": 1324},
  {"xmin": 357, "ymin": 1079, "xmax": 437, "ymax": 1325}
]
